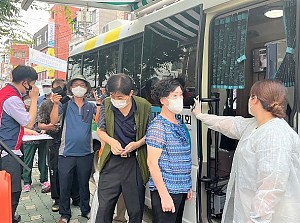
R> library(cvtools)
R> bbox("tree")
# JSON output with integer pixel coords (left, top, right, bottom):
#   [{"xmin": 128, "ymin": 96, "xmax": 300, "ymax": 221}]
[{"xmin": 0, "ymin": 0, "xmax": 33, "ymax": 43}]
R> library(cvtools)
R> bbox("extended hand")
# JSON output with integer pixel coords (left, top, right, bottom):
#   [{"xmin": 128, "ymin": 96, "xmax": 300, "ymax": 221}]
[{"xmin": 191, "ymin": 98, "xmax": 202, "ymax": 117}]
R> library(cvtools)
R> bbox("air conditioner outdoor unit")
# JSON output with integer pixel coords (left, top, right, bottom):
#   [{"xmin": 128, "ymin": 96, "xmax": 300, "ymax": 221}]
[{"xmin": 76, "ymin": 11, "xmax": 92, "ymax": 23}]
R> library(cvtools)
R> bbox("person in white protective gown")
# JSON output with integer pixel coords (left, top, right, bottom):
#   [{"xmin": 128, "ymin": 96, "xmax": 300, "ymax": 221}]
[{"xmin": 192, "ymin": 79, "xmax": 300, "ymax": 223}]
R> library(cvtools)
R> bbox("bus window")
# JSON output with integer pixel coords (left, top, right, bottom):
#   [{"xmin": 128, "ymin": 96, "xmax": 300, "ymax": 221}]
[
  {"xmin": 97, "ymin": 44, "xmax": 119, "ymax": 88},
  {"xmin": 141, "ymin": 9, "xmax": 199, "ymax": 106},
  {"xmin": 122, "ymin": 37, "xmax": 143, "ymax": 94},
  {"xmin": 68, "ymin": 54, "xmax": 82, "ymax": 80},
  {"xmin": 83, "ymin": 52, "xmax": 98, "ymax": 88}
]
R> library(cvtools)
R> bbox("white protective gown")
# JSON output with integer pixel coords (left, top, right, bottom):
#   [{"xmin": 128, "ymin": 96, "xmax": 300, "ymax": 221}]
[{"xmin": 198, "ymin": 114, "xmax": 300, "ymax": 223}]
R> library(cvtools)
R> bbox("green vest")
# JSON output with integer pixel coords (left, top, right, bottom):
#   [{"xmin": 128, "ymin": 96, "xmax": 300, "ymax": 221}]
[{"xmin": 98, "ymin": 95, "xmax": 151, "ymax": 184}]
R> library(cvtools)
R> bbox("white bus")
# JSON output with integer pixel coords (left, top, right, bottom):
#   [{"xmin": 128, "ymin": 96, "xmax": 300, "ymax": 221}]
[{"xmin": 67, "ymin": 0, "xmax": 300, "ymax": 222}]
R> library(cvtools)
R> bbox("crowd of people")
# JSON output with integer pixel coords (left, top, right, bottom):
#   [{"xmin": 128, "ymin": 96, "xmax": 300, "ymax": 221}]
[{"xmin": 0, "ymin": 65, "xmax": 300, "ymax": 223}]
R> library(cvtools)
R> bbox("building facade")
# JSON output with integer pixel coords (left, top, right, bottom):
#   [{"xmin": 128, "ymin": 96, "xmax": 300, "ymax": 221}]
[
  {"xmin": 33, "ymin": 5, "xmax": 79, "ymax": 80},
  {"xmin": 69, "ymin": 8, "xmax": 130, "ymax": 53}
]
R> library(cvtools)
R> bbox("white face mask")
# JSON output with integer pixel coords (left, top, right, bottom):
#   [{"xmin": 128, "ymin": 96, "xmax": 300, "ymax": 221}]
[
  {"xmin": 248, "ymin": 98, "xmax": 254, "ymax": 116},
  {"xmin": 24, "ymin": 99, "xmax": 31, "ymax": 106},
  {"xmin": 43, "ymin": 87, "xmax": 52, "ymax": 95},
  {"xmin": 167, "ymin": 97, "xmax": 183, "ymax": 114},
  {"xmin": 111, "ymin": 98, "xmax": 128, "ymax": 109},
  {"xmin": 71, "ymin": 86, "xmax": 87, "ymax": 97}
]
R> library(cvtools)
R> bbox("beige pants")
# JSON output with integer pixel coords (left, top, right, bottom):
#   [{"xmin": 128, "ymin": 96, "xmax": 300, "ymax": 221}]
[{"xmin": 113, "ymin": 193, "xmax": 127, "ymax": 222}]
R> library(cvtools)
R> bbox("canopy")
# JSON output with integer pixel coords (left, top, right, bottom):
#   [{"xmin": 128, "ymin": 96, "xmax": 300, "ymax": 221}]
[
  {"xmin": 147, "ymin": 7, "xmax": 201, "ymax": 43},
  {"xmin": 21, "ymin": 0, "xmax": 165, "ymax": 12}
]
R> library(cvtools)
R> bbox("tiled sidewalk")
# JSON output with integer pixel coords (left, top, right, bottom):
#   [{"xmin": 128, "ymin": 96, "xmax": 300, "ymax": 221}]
[
  {"xmin": 17, "ymin": 167, "xmax": 152, "ymax": 223},
  {"xmin": 17, "ymin": 167, "xmax": 92, "ymax": 223}
]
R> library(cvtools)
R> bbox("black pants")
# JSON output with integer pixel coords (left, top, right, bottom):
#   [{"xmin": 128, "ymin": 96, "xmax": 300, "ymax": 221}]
[
  {"xmin": 58, "ymin": 154, "xmax": 93, "ymax": 219},
  {"xmin": 150, "ymin": 190, "xmax": 187, "ymax": 223},
  {"xmin": 1, "ymin": 154, "xmax": 22, "ymax": 218},
  {"xmin": 48, "ymin": 141, "xmax": 60, "ymax": 201},
  {"xmin": 96, "ymin": 155, "xmax": 145, "ymax": 223},
  {"xmin": 48, "ymin": 141, "xmax": 80, "ymax": 203}
]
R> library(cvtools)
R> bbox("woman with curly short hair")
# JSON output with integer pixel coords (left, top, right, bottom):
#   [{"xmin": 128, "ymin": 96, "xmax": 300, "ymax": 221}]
[{"xmin": 146, "ymin": 78, "xmax": 192, "ymax": 223}]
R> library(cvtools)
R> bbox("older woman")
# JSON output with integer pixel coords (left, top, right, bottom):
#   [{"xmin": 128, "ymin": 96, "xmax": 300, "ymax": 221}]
[
  {"xmin": 146, "ymin": 79, "xmax": 192, "ymax": 223},
  {"xmin": 192, "ymin": 79, "xmax": 300, "ymax": 223}
]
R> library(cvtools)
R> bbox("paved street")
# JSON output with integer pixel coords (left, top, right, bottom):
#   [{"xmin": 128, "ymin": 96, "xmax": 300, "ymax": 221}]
[{"xmin": 17, "ymin": 167, "xmax": 152, "ymax": 223}]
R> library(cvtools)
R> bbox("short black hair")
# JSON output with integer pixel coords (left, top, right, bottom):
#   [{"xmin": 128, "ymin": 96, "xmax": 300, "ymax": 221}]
[
  {"xmin": 151, "ymin": 79, "xmax": 182, "ymax": 105},
  {"xmin": 12, "ymin": 65, "xmax": 38, "ymax": 83},
  {"xmin": 52, "ymin": 79, "xmax": 65, "ymax": 88},
  {"xmin": 106, "ymin": 74, "xmax": 133, "ymax": 95}
]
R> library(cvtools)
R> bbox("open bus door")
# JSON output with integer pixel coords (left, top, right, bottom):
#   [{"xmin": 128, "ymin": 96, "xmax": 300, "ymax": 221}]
[
  {"xmin": 140, "ymin": 3, "xmax": 206, "ymax": 223},
  {"xmin": 203, "ymin": 1, "xmax": 300, "ymax": 222},
  {"xmin": 293, "ymin": 2, "xmax": 300, "ymax": 132}
]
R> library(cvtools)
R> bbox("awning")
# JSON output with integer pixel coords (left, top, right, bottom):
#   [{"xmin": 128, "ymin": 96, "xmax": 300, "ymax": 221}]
[
  {"xmin": 22, "ymin": 0, "xmax": 165, "ymax": 12},
  {"xmin": 147, "ymin": 7, "xmax": 201, "ymax": 43}
]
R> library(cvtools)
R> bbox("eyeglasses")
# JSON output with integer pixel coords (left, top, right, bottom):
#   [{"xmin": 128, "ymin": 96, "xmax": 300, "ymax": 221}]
[{"xmin": 72, "ymin": 84, "xmax": 86, "ymax": 88}]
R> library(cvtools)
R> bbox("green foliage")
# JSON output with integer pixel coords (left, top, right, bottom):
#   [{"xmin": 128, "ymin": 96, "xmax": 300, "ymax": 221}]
[
  {"xmin": 63, "ymin": 6, "xmax": 75, "ymax": 31},
  {"xmin": 0, "ymin": 0, "xmax": 32, "ymax": 43},
  {"xmin": 50, "ymin": 5, "xmax": 75, "ymax": 32}
]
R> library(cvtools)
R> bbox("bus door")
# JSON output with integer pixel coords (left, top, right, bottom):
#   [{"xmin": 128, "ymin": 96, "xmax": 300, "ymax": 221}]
[
  {"xmin": 141, "ymin": 4, "xmax": 206, "ymax": 223},
  {"xmin": 205, "ymin": 0, "xmax": 300, "ymax": 222}
]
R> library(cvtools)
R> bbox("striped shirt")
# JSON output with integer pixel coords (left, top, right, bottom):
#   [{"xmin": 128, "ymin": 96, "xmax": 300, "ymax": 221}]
[{"xmin": 146, "ymin": 114, "xmax": 192, "ymax": 194}]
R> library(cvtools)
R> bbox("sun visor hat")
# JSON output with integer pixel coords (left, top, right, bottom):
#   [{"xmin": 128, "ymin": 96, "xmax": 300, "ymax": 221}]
[
  {"xmin": 66, "ymin": 74, "xmax": 91, "ymax": 93},
  {"xmin": 41, "ymin": 79, "xmax": 52, "ymax": 86}
]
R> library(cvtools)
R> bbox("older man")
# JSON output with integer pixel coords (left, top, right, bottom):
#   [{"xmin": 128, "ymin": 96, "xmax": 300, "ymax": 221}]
[{"xmin": 51, "ymin": 74, "xmax": 100, "ymax": 223}]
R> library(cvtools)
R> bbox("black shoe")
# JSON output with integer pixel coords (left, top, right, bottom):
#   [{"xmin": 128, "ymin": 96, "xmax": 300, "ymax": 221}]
[
  {"xmin": 12, "ymin": 214, "xmax": 21, "ymax": 223},
  {"xmin": 81, "ymin": 212, "xmax": 90, "ymax": 220},
  {"xmin": 72, "ymin": 199, "xmax": 80, "ymax": 206}
]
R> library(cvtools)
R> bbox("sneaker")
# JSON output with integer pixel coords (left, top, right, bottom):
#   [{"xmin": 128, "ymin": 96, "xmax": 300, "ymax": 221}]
[
  {"xmin": 58, "ymin": 217, "xmax": 70, "ymax": 223},
  {"xmin": 52, "ymin": 203, "xmax": 59, "ymax": 212},
  {"xmin": 12, "ymin": 214, "xmax": 21, "ymax": 223},
  {"xmin": 41, "ymin": 181, "xmax": 51, "ymax": 193},
  {"xmin": 22, "ymin": 184, "xmax": 31, "ymax": 192},
  {"xmin": 81, "ymin": 212, "xmax": 91, "ymax": 220}
]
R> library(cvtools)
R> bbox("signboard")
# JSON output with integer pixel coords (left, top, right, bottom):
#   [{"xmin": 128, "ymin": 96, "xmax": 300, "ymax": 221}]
[
  {"xmin": 47, "ymin": 48, "xmax": 55, "ymax": 78},
  {"xmin": 48, "ymin": 19, "xmax": 55, "ymax": 48},
  {"xmin": 33, "ymin": 65, "xmax": 47, "ymax": 73},
  {"xmin": 29, "ymin": 48, "xmax": 67, "ymax": 72}
]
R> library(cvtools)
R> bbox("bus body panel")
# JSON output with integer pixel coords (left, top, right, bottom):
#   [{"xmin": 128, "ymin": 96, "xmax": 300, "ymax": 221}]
[
  {"xmin": 67, "ymin": 0, "xmax": 299, "ymax": 222},
  {"xmin": 70, "ymin": 0, "xmax": 230, "ymax": 57}
]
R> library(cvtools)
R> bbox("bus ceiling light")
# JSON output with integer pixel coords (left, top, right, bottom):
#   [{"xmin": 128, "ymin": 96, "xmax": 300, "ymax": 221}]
[{"xmin": 264, "ymin": 9, "xmax": 283, "ymax": 18}]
